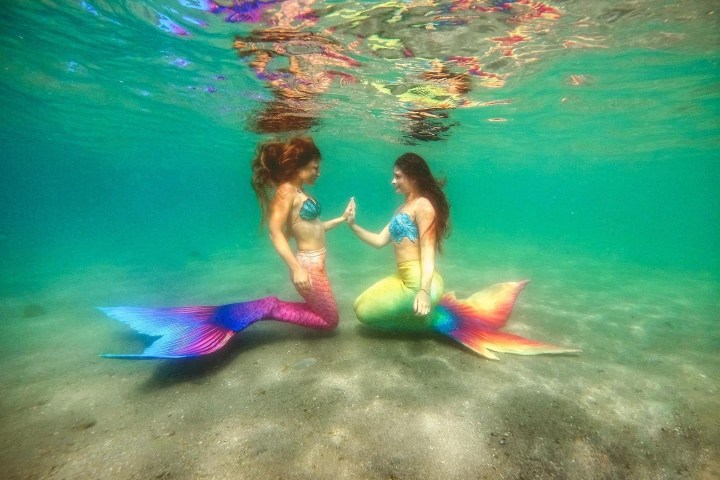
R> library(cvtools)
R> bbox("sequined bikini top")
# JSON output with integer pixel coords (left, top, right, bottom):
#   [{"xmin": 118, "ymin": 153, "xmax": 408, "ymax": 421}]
[
  {"xmin": 298, "ymin": 197, "xmax": 321, "ymax": 221},
  {"xmin": 389, "ymin": 212, "xmax": 419, "ymax": 243}
]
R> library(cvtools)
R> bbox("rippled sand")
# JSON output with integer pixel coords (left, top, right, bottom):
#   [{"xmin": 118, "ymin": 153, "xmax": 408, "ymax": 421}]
[{"xmin": 1, "ymin": 246, "xmax": 718, "ymax": 480}]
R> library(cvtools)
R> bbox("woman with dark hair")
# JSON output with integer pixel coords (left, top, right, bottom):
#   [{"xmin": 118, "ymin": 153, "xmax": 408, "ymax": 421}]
[
  {"xmin": 346, "ymin": 153, "xmax": 578, "ymax": 360},
  {"xmin": 99, "ymin": 137, "xmax": 353, "ymax": 359}
]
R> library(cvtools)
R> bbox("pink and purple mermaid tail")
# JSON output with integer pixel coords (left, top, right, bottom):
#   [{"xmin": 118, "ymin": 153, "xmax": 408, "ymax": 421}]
[{"xmin": 100, "ymin": 249, "xmax": 337, "ymax": 359}]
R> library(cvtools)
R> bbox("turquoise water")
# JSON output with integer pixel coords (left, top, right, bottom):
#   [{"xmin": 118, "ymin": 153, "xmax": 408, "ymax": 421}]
[{"xmin": 1, "ymin": 1, "xmax": 719, "ymax": 479}]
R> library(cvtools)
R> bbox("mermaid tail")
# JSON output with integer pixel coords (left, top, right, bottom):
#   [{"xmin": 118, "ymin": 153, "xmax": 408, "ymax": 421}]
[
  {"xmin": 355, "ymin": 266, "xmax": 578, "ymax": 360},
  {"xmin": 432, "ymin": 281, "xmax": 580, "ymax": 360},
  {"xmin": 100, "ymin": 249, "xmax": 338, "ymax": 359},
  {"xmin": 99, "ymin": 305, "xmax": 237, "ymax": 359},
  {"xmin": 294, "ymin": 248, "xmax": 339, "ymax": 328}
]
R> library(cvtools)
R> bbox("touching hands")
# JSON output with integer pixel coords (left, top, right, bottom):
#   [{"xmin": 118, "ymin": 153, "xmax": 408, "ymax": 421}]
[{"xmin": 344, "ymin": 197, "xmax": 356, "ymax": 224}]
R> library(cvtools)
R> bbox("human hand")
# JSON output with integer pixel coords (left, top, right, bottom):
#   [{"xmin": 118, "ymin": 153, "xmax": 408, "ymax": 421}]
[
  {"xmin": 292, "ymin": 267, "xmax": 312, "ymax": 291},
  {"xmin": 414, "ymin": 289, "xmax": 431, "ymax": 316},
  {"xmin": 344, "ymin": 197, "xmax": 356, "ymax": 224}
]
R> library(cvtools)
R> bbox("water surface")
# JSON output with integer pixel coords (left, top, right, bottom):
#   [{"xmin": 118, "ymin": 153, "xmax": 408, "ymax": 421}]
[{"xmin": 1, "ymin": 1, "xmax": 718, "ymax": 479}]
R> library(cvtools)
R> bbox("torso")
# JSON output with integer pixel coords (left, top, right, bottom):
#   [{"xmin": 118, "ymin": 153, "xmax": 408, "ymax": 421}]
[
  {"xmin": 390, "ymin": 197, "xmax": 433, "ymax": 264},
  {"xmin": 287, "ymin": 187, "xmax": 325, "ymax": 252}
]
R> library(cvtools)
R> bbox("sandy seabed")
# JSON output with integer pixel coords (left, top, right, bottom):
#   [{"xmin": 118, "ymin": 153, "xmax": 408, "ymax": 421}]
[{"xmin": 1, "ymin": 246, "xmax": 718, "ymax": 480}]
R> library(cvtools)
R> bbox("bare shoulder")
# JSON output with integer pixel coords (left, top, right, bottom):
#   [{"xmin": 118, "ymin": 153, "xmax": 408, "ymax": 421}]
[
  {"xmin": 413, "ymin": 197, "xmax": 435, "ymax": 216},
  {"xmin": 270, "ymin": 183, "xmax": 296, "ymax": 210},
  {"xmin": 273, "ymin": 183, "xmax": 298, "ymax": 202},
  {"xmin": 275, "ymin": 182, "xmax": 295, "ymax": 198}
]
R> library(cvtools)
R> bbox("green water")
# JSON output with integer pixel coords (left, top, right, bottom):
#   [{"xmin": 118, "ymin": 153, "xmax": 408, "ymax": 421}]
[
  {"xmin": 2, "ymin": 2, "xmax": 718, "ymax": 288},
  {"xmin": 1, "ymin": 1, "xmax": 719, "ymax": 478}
]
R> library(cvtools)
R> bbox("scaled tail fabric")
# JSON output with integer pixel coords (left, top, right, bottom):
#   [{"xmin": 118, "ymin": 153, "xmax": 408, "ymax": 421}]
[
  {"xmin": 99, "ymin": 305, "xmax": 238, "ymax": 359},
  {"xmin": 100, "ymin": 249, "xmax": 338, "ymax": 359},
  {"xmin": 431, "ymin": 281, "xmax": 580, "ymax": 360},
  {"xmin": 353, "ymin": 262, "xmax": 579, "ymax": 360}
]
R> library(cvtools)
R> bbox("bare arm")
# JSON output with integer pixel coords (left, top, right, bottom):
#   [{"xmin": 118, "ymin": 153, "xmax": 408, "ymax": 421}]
[
  {"xmin": 322, "ymin": 216, "xmax": 346, "ymax": 231},
  {"xmin": 322, "ymin": 198, "xmax": 355, "ymax": 231},
  {"xmin": 268, "ymin": 185, "xmax": 311, "ymax": 289},
  {"xmin": 414, "ymin": 199, "xmax": 437, "ymax": 315},
  {"xmin": 348, "ymin": 222, "xmax": 392, "ymax": 248},
  {"xmin": 346, "ymin": 199, "xmax": 391, "ymax": 248}
]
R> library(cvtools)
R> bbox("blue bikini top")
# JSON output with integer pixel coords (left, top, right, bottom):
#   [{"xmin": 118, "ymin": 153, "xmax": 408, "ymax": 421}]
[
  {"xmin": 298, "ymin": 197, "xmax": 321, "ymax": 221},
  {"xmin": 389, "ymin": 212, "xmax": 419, "ymax": 243}
]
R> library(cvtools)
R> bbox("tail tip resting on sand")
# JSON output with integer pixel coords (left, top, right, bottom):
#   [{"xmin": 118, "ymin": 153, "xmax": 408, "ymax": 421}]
[
  {"xmin": 434, "ymin": 281, "xmax": 580, "ymax": 360},
  {"xmin": 98, "ymin": 305, "xmax": 236, "ymax": 359},
  {"xmin": 450, "ymin": 328, "xmax": 582, "ymax": 360}
]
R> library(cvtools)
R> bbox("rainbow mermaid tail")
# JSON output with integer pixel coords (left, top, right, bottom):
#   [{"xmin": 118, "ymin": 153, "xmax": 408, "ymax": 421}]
[
  {"xmin": 100, "ymin": 248, "xmax": 338, "ymax": 359},
  {"xmin": 354, "ymin": 263, "xmax": 578, "ymax": 359},
  {"xmin": 432, "ymin": 281, "xmax": 580, "ymax": 360}
]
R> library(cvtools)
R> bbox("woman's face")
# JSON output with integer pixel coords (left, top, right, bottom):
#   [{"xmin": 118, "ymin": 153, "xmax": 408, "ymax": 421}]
[
  {"xmin": 298, "ymin": 159, "xmax": 321, "ymax": 185},
  {"xmin": 391, "ymin": 167, "xmax": 413, "ymax": 195}
]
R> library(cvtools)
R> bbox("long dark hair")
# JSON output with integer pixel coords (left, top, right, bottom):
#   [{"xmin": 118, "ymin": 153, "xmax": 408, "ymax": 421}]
[
  {"xmin": 251, "ymin": 137, "xmax": 321, "ymax": 224},
  {"xmin": 395, "ymin": 152, "xmax": 451, "ymax": 252}
]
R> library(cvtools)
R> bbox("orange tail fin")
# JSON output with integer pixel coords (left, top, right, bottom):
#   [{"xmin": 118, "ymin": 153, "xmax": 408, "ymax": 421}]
[{"xmin": 433, "ymin": 281, "xmax": 580, "ymax": 360}]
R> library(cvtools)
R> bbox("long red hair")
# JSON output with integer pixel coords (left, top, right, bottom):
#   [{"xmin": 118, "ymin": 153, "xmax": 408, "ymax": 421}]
[{"xmin": 251, "ymin": 137, "xmax": 321, "ymax": 224}]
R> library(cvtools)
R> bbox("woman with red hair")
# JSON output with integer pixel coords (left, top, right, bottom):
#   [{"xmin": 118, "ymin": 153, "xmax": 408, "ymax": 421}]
[{"xmin": 99, "ymin": 137, "xmax": 353, "ymax": 359}]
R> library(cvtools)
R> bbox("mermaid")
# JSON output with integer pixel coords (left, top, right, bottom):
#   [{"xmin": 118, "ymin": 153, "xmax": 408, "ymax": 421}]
[
  {"xmin": 100, "ymin": 137, "xmax": 353, "ymax": 358},
  {"xmin": 346, "ymin": 152, "xmax": 579, "ymax": 359}
]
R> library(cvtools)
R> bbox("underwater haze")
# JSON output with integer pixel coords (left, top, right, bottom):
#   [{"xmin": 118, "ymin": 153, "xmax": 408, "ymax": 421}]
[{"xmin": 1, "ymin": 1, "xmax": 719, "ymax": 479}]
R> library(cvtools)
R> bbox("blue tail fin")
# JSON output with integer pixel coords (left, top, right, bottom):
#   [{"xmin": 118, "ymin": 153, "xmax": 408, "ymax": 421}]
[{"xmin": 99, "ymin": 306, "xmax": 235, "ymax": 359}]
